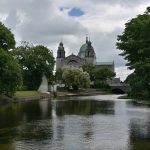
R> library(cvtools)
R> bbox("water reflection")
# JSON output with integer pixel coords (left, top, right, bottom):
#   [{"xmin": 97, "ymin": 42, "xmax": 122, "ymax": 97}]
[
  {"xmin": 129, "ymin": 109, "xmax": 150, "ymax": 150},
  {"xmin": 54, "ymin": 100, "xmax": 114, "ymax": 116},
  {"xmin": 0, "ymin": 95, "xmax": 150, "ymax": 150},
  {"xmin": 0, "ymin": 100, "xmax": 52, "ymax": 145}
]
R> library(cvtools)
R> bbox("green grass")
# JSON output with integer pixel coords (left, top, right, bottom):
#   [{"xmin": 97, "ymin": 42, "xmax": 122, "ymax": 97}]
[{"xmin": 15, "ymin": 91, "xmax": 41, "ymax": 97}]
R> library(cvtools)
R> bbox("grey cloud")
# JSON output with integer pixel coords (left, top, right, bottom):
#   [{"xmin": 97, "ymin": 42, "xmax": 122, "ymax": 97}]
[
  {"xmin": 0, "ymin": 0, "xmax": 87, "ymax": 45},
  {"xmin": 18, "ymin": 15, "xmax": 87, "ymax": 45},
  {"xmin": 86, "ymin": 29, "xmax": 127, "ymax": 68},
  {"xmin": 88, "ymin": 0, "xmax": 149, "ymax": 6},
  {"xmin": 5, "ymin": 10, "xmax": 20, "ymax": 30}
]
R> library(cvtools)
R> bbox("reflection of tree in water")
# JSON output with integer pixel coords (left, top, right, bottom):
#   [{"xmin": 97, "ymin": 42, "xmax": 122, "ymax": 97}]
[
  {"xmin": 17, "ymin": 100, "xmax": 53, "ymax": 141},
  {"xmin": 0, "ymin": 104, "xmax": 23, "ymax": 144},
  {"xmin": 0, "ymin": 142, "xmax": 14, "ymax": 150},
  {"xmin": 55, "ymin": 100, "xmax": 114, "ymax": 116},
  {"xmin": 0, "ymin": 104, "xmax": 22, "ymax": 128},
  {"xmin": 129, "ymin": 118, "xmax": 150, "ymax": 150},
  {"xmin": 22, "ymin": 100, "xmax": 52, "ymax": 122},
  {"xmin": 95, "ymin": 101, "xmax": 114, "ymax": 114},
  {"xmin": 17, "ymin": 120, "xmax": 53, "ymax": 141},
  {"xmin": 0, "ymin": 100, "xmax": 52, "ymax": 144}
]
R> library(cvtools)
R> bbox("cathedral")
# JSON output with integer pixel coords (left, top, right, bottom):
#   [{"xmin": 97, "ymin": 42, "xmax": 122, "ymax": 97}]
[{"xmin": 56, "ymin": 36, "xmax": 114, "ymax": 71}]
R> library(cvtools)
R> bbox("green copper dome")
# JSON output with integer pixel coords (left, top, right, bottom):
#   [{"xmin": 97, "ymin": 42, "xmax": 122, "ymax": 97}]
[{"xmin": 79, "ymin": 43, "xmax": 88, "ymax": 53}]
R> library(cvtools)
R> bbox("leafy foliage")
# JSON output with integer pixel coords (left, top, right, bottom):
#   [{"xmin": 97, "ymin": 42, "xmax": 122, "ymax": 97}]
[
  {"xmin": 82, "ymin": 64, "xmax": 115, "ymax": 89},
  {"xmin": 12, "ymin": 44, "xmax": 55, "ymax": 90},
  {"xmin": 62, "ymin": 67, "xmax": 90, "ymax": 91},
  {"xmin": 0, "ymin": 22, "xmax": 22, "ymax": 97},
  {"xmin": 0, "ymin": 22, "xmax": 15, "ymax": 51},
  {"xmin": 93, "ymin": 68, "xmax": 115, "ymax": 88},
  {"xmin": 0, "ymin": 49, "xmax": 22, "ymax": 97},
  {"xmin": 117, "ymin": 7, "xmax": 150, "ymax": 99},
  {"xmin": 82, "ymin": 64, "xmax": 95, "ymax": 80},
  {"xmin": 55, "ymin": 68, "xmax": 63, "ymax": 81}
]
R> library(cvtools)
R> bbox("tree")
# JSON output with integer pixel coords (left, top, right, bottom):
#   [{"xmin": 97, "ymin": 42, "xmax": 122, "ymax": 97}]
[
  {"xmin": 125, "ymin": 73, "xmax": 149, "ymax": 98},
  {"xmin": 0, "ymin": 22, "xmax": 22, "ymax": 97},
  {"xmin": 62, "ymin": 67, "xmax": 90, "ymax": 91},
  {"xmin": 116, "ymin": 7, "xmax": 150, "ymax": 99},
  {"xmin": 0, "ymin": 22, "xmax": 15, "ymax": 51},
  {"xmin": 82, "ymin": 64, "xmax": 95, "ymax": 80},
  {"xmin": 93, "ymin": 68, "xmax": 115, "ymax": 88},
  {"xmin": 12, "ymin": 44, "xmax": 55, "ymax": 90},
  {"xmin": 0, "ymin": 49, "xmax": 22, "ymax": 97},
  {"xmin": 55, "ymin": 68, "xmax": 63, "ymax": 82}
]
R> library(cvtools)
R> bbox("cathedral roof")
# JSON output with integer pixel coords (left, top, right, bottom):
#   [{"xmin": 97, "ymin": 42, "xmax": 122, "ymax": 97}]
[
  {"xmin": 79, "ymin": 36, "xmax": 94, "ymax": 54},
  {"xmin": 96, "ymin": 61, "xmax": 114, "ymax": 65},
  {"xmin": 79, "ymin": 43, "xmax": 88, "ymax": 53}
]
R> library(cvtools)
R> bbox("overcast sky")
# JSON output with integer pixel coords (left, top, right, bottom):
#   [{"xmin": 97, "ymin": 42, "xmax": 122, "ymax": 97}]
[{"xmin": 0, "ymin": 0, "xmax": 150, "ymax": 80}]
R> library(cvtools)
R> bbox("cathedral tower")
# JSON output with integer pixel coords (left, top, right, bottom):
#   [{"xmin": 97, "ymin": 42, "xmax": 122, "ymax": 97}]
[{"xmin": 56, "ymin": 41, "xmax": 65, "ymax": 70}]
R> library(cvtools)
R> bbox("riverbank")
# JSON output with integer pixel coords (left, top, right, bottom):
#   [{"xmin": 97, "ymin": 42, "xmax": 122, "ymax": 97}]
[
  {"xmin": 0, "ymin": 91, "xmax": 51, "ymax": 104},
  {"xmin": 15, "ymin": 89, "xmax": 110, "ymax": 101},
  {"xmin": 57, "ymin": 88, "xmax": 110, "ymax": 97},
  {"xmin": 14, "ymin": 91, "xmax": 51, "ymax": 102},
  {"xmin": 0, "ymin": 89, "xmax": 111, "ymax": 104},
  {"xmin": 119, "ymin": 95, "xmax": 150, "ymax": 105}
]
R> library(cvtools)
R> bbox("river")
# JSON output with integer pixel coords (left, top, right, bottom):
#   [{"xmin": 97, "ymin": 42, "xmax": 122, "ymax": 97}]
[{"xmin": 0, "ymin": 94, "xmax": 150, "ymax": 150}]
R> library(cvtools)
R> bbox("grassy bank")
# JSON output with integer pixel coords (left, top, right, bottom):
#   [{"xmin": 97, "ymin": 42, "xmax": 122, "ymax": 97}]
[
  {"xmin": 15, "ymin": 91, "xmax": 41, "ymax": 97},
  {"xmin": 12, "ymin": 91, "xmax": 51, "ymax": 102}
]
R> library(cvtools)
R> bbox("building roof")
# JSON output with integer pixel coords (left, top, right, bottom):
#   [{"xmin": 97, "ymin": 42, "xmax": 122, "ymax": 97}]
[
  {"xmin": 79, "ymin": 43, "xmax": 88, "ymax": 53},
  {"xmin": 96, "ymin": 62, "xmax": 114, "ymax": 66}
]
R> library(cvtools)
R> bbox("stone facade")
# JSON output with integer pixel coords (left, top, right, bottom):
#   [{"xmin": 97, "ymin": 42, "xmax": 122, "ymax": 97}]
[
  {"xmin": 63, "ymin": 54, "xmax": 86, "ymax": 67},
  {"xmin": 56, "ymin": 37, "xmax": 114, "ymax": 72}
]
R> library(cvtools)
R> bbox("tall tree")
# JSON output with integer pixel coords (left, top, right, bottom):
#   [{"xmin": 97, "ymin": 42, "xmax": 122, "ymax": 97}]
[
  {"xmin": 0, "ymin": 49, "xmax": 22, "ymax": 97},
  {"xmin": 0, "ymin": 22, "xmax": 15, "ymax": 51},
  {"xmin": 116, "ymin": 7, "xmax": 150, "ymax": 99},
  {"xmin": 0, "ymin": 22, "xmax": 22, "ymax": 97},
  {"xmin": 12, "ymin": 44, "xmax": 55, "ymax": 90}
]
